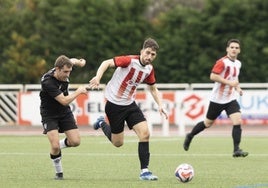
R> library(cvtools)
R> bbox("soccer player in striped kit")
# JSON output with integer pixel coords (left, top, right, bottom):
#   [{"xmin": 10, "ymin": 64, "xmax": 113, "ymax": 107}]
[
  {"xmin": 89, "ymin": 38, "xmax": 168, "ymax": 180},
  {"xmin": 183, "ymin": 39, "xmax": 248, "ymax": 158}
]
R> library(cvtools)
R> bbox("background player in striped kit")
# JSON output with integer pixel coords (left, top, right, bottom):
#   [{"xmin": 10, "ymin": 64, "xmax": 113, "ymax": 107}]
[
  {"xmin": 183, "ymin": 39, "xmax": 248, "ymax": 158},
  {"xmin": 89, "ymin": 38, "xmax": 168, "ymax": 180}
]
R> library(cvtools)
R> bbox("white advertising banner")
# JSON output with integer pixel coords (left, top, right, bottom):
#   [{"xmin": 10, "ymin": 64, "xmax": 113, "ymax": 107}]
[{"xmin": 17, "ymin": 90, "xmax": 268, "ymax": 126}]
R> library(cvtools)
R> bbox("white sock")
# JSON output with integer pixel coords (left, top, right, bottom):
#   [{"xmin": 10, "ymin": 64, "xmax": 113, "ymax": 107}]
[
  {"xmin": 141, "ymin": 168, "xmax": 149, "ymax": 173},
  {"xmin": 52, "ymin": 156, "xmax": 63, "ymax": 173},
  {"xmin": 60, "ymin": 138, "xmax": 67, "ymax": 149}
]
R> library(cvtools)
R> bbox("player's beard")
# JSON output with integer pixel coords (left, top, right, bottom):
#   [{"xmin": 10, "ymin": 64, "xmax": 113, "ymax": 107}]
[{"xmin": 143, "ymin": 59, "xmax": 151, "ymax": 65}]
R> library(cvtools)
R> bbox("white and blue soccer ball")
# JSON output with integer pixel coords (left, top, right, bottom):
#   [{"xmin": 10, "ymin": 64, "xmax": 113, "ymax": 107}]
[{"xmin": 175, "ymin": 163, "xmax": 194, "ymax": 183}]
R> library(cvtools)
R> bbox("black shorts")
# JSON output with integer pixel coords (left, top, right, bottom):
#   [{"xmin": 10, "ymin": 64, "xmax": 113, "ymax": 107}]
[
  {"xmin": 206, "ymin": 100, "xmax": 241, "ymax": 120},
  {"xmin": 41, "ymin": 112, "xmax": 78, "ymax": 134},
  {"xmin": 105, "ymin": 101, "xmax": 146, "ymax": 134}
]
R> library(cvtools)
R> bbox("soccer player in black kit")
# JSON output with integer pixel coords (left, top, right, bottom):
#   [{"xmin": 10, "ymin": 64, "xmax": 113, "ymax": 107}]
[{"xmin": 40, "ymin": 55, "xmax": 89, "ymax": 179}]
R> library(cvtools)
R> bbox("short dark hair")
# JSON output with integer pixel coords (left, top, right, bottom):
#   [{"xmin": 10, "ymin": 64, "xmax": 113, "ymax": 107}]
[
  {"xmin": 227, "ymin": 39, "xmax": 240, "ymax": 47},
  {"xmin": 54, "ymin": 55, "xmax": 73, "ymax": 68},
  {"xmin": 143, "ymin": 38, "xmax": 159, "ymax": 51}
]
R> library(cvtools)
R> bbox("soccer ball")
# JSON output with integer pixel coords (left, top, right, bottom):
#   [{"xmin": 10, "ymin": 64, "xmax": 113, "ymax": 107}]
[{"xmin": 175, "ymin": 163, "xmax": 194, "ymax": 183}]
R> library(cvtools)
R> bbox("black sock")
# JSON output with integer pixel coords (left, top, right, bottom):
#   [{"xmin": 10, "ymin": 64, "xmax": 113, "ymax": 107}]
[
  {"xmin": 50, "ymin": 151, "xmax": 61, "ymax": 159},
  {"xmin": 232, "ymin": 125, "xmax": 241, "ymax": 152},
  {"xmin": 101, "ymin": 122, "xmax": 112, "ymax": 141},
  {"xmin": 138, "ymin": 142, "xmax": 150, "ymax": 170},
  {"xmin": 189, "ymin": 121, "xmax": 206, "ymax": 137}
]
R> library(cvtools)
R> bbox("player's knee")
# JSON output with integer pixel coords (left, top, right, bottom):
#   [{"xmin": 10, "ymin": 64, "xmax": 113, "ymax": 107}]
[
  {"xmin": 204, "ymin": 120, "xmax": 213, "ymax": 128},
  {"xmin": 112, "ymin": 140, "xmax": 123, "ymax": 147},
  {"xmin": 205, "ymin": 123, "xmax": 213, "ymax": 128},
  {"xmin": 67, "ymin": 138, "xmax": 80, "ymax": 147},
  {"xmin": 72, "ymin": 142, "xmax": 80, "ymax": 147},
  {"xmin": 139, "ymin": 131, "xmax": 150, "ymax": 141},
  {"xmin": 236, "ymin": 118, "xmax": 242, "ymax": 125},
  {"xmin": 70, "ymin": 140, "xmax": 80, "ymax": 147}
]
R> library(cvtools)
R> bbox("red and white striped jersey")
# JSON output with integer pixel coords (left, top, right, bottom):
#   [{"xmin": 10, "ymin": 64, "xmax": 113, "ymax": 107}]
[
  {"xmin": 105, "ymin": 55, "xmax": 156, "ymax": 105},
  {"xmin": 210, "ymin": 56, "xmax": 241, "ymax": 104}
]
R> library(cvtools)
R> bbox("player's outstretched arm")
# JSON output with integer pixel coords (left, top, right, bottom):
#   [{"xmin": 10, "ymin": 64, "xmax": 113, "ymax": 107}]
[
  {"xmin": 89, "ymin": 59, "xmax": 115, "ymax": 90},
  {"xmin": 55, "ymin": 85, "xmax": 89, "ymax": 106}
]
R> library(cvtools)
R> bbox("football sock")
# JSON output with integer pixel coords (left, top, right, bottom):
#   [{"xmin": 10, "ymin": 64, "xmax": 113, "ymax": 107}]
[
  {"xmin": 50, "ymin": 151, "xmax": 63, "ymax": 173},
  {"xmin": 141, "ymin": 168, "xmax": 149, "ymax": 173},
  {"xmin": 59, "ymin": 138, "xmax": 69, "ymax": 149},
  {"xmin": 232, "ymin": 125, "xmax": 241, "ymax": 151},
  {"xmin": 189, "ymin": 121, "xmax": 206, "ymax": 137},
  {"xmin": 100, "ymin": 122, "xmax": 111, "ymax": 141},
  {"xmin": 138, "ymin": 142, "xmax": 150, "ymax": 170}
]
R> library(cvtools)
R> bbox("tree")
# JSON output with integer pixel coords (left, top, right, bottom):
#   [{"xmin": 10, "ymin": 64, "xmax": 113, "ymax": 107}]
[
  {"xmin": 152, "ymin": 0, "xmax": 268, "ymax": 83},
  {"xmin": 0, "ymin": 0, "xmax": 46, "ymax": 84},
  {"xmin": 1, "ymin": 32, "xmax": 46, "ymax": 83},
  {"xmin": 200, "ymin": 0, "xmax": 268, "ymax": 82},
  {"xmin": 0, "ymin": 0, "xmax": 267, "ymax": 84}
]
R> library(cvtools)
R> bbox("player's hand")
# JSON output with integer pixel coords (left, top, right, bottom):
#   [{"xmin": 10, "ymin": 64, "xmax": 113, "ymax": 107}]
[
  {"xmin": 89, "ymin": 76, "xmax": 100, "ymax": 90},
  {"xmin": 236, "ymin": 88, "xmax": 243, "ymax": 96},
  {"xmin": 77, "ymin": 85, "xmax": 90, "ymax": 94},
  {"xmin": 70, "ymin": 58, "xmax": 86, "ymax": 67},
  {"xmin": 160, "ymin": 108, "xmax": 168, "ymax": 119}
]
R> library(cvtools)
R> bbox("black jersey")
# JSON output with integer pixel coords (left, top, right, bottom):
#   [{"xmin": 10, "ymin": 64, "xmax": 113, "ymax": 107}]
[{"xmin": 40, "ymin": 68, "xmax": 71, "ymax": 117}]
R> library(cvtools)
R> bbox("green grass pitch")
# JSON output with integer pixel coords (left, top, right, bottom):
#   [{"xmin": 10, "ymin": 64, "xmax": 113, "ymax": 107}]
[{"xmin": 0, "ymin": 135, "xmax": 267, "ymax": 188}]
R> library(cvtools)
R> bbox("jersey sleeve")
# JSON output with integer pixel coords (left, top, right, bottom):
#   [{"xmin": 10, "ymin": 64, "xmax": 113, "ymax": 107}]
[
  {"xmin": 113, "ymin": 56, "xmax": 132, "ymax": 67},
  {"xmin": 42, "ymin": 78, "xmax": 62, "ymax": 98},
  {"xmin": 211, "ymin": 59, "xmax": 224, "ymax": 74},
  {"xmin": 113, "ymin": 55, "xmax": 139, "ymax": 67},
  {"xmin": 144, "ymin": 67, "xmax": 156, "ymax": 85}
]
